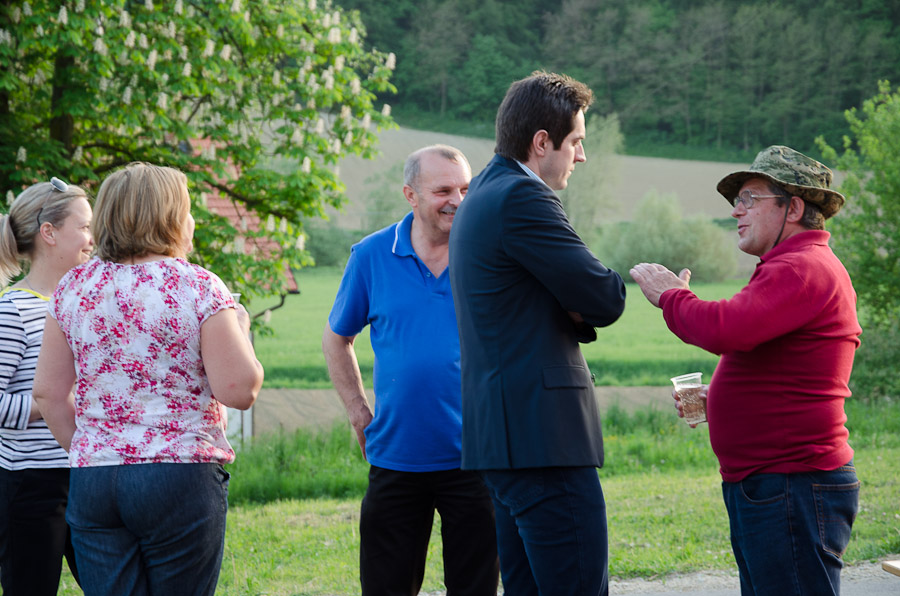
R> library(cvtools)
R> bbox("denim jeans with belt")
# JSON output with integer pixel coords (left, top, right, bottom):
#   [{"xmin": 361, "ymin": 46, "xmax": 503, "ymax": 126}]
[
  {"xmin": 722, "ymin": 460, "xmax": 859, "ymax": 596},
  {"xmin": 480, "ymin": 466, "xmax": 608, "ymax": 596},
  {"xmin": 66, "ymin": 462, "xmax": 230, "ymax": 596}
]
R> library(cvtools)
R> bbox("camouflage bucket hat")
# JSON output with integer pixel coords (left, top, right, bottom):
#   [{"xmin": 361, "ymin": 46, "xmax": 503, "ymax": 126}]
[{"xmin": 716, "ymin": 145, "xmax": 845, "ymax": 218}]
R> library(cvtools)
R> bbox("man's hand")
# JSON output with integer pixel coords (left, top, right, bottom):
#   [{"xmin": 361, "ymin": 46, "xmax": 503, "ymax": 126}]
[
  {"xmin": 348, "ymin": 398, "xmax": 374, "ymax": 460},
  {"xmin": 673, "ymin": 384, "xmax": 708, "ymax": 428},
  {"xmin": 629, "ymin": 263, "xmax": 692, "ymax": 307}
]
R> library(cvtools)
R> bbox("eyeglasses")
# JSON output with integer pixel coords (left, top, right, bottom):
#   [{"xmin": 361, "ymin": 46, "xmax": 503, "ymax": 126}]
[
  {"xmin": 731, "ymin": 189, "xmax": 782, "ymax": 209},
  {"xmin": 37, "ymin": 177, "xmax": 69, "ymax": 227}
]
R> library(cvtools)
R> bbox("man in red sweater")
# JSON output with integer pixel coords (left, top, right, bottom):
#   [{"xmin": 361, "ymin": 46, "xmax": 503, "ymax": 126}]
[{"xmin": 630, "ymin": 146, "xmax": 861, "ymax": 596}]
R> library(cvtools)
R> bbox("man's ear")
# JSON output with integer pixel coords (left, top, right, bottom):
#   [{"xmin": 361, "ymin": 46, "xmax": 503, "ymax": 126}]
[
  {"xmin": 531, "ymin": 129, "xmax": 550, "ymax": 158},
  {"xmin": 786, "ymin": 196, "xmax": 805, "ymax": 223},
  {"xmin": 402, "ymin": 185, "xmax": 417, "ymax": 209}
]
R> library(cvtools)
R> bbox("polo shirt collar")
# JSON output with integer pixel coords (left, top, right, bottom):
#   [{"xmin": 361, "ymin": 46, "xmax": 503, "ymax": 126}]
[
  {"xmin": 760, "ymin": 229, "xmax": 831, "ymax": 263},
  {"xmin": 392, "ymin": 211, "xmax": 417, "ymax": 258}
]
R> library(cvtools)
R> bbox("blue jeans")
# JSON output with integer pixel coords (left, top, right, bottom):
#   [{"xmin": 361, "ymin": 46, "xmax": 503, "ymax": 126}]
[
  {"xmin": 66, "ymin": 462, "xmax": 230, "ymax": 596},
  {"xmin": 480, "ymin": 467, "xmax": 608, "ymax": 596},
  {"xmin": 722, "ymin": 461, "xmax": 859, "ymax": 596}
]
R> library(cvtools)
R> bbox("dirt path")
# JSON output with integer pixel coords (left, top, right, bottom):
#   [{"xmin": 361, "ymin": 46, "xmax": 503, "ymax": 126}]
[{"xmin": 252, "ymin": 386, "xmax": 672, "ymax": 437}]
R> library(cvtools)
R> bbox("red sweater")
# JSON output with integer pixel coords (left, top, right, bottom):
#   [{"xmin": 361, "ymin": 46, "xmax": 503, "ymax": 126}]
[{"xmin": 659, "ymin": 231, "xmax": 861, "ymax": 482}]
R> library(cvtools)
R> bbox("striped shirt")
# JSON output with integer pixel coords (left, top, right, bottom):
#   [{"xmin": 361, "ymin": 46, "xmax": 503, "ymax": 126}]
[{"xmin": 0, "ymin": 288, "xmax": 69, "ymax": 469}]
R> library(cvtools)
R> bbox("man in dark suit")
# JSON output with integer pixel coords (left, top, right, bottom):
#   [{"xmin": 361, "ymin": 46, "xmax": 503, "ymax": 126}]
[{"xmin": 449, "ymin": 71, "xmax": 626, "ymax": 595}]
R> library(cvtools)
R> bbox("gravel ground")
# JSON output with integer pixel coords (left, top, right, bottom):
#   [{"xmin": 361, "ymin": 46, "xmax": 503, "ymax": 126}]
[{"xmin": 418, "ymin": 558, "xmax": 899, "ymax": 595}]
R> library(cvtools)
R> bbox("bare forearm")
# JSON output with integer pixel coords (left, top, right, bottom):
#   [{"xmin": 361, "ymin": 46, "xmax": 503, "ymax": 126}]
[
  {"xmin": 34, "ymin": 395, "xmax": 76, "ymax": 451},
  {"xmin": 322, "ymin": 329, "xmax": 372, "ymax": 425}
]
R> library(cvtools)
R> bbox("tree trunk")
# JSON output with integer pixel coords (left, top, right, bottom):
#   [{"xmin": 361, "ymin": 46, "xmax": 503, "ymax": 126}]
[{"xmin": 49, "ymin": 53, "xmax": 75, "ymax": 152}]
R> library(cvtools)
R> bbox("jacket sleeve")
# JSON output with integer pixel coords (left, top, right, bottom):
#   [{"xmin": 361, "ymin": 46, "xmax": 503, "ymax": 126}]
[{"xmin": 501, "ymin": 178, "xmax": 626, "ymax": 329}]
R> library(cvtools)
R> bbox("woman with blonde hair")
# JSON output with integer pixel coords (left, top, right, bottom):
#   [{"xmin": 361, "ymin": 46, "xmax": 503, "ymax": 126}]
[
  {"xmin": 34, "ymin": 162, "xmax": 263, "ymax": 596},
  {"xmin": 0, "ymin": 177, "xmax": 92, "ymax": 595}
]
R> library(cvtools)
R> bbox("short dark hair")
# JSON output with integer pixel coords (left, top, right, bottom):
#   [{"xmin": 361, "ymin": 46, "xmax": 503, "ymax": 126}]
[
  {"xmin": 768, "ymin": 181, "xmax": 825, "ymax": 231},
  {"xmin": 494, "ymin": 71, "xmax": 594, "ymax": 162}
]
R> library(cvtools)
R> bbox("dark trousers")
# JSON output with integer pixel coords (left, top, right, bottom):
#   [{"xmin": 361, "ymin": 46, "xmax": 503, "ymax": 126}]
[
  {"xmin": 359, "ymin": 465, "xmax": 499, "ymax": 596},
  {"xmin": 480, "ymin": 466, "xmax": 609, "ymax": 596},
  {"xmin": 0, "ymin": 467, "xmax": 79, "ymax": 596}
]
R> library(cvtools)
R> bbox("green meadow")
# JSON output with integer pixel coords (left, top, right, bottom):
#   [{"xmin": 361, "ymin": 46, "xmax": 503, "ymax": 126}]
[{"xmin": 56, "ymin": 268, "xmax": 899, "ymax": 595}]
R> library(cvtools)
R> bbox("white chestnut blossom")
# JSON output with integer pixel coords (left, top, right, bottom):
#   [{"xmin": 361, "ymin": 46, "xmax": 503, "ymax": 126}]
[
  {"xmin": 343, "ymin": 131, "xmax": 352, "ymax": 146},
  {"xmin": 381, "ymin": 104, "xmax": 391, "ymax": 117},
  {"xmin": 125, "ymin": 31, "xmax": 135, "ymax": 48},
  {"xmin": 75, "ymin": 0, "xmax": 84, "ymax": 12},
  {"xmin": 93, "ymin": 38, "xmax": 107, "ymax": 56},
  {"xmin": 58, "ymin": 6, "xmax": 68, "ymax": 25},
  {"xmin": 138, "ymin": 33, "xmax": 148, "ymax": 49},
  {"xmin": 279, "ymin": 218, "xmax": 287, "ymax": 233},
  {"xmin": 276, "ymin": 24, "xmax": 284, "ymax": 38},
  {"xmin": 334, "ymin": 55, "xmax": 345, "ymax": 71},
  {"xmin": 308, "ymin": 0, "xmax": 316, "ymax": 11},
  {"xmin": 182, "ymin": 62, "xmax": 191, "ymax": 77},
  {"xmin": 301, "ymin": 157, "xmax": 311, "ymax": 174},
  {"xmin": 147, "ymin": 49, "xmax": 158, "ymax": 71},
  {"xmin": 72, "ymin": 146, "xmax": 83, "ymax": 162},
  {"xmin": 315, "ymin": 119, "xmax": 325, "ymax": 135},
  {"xmin": 16, "ymin": 147, "xmax": 26, "ymax": 162},
  {"xmin": 202, "ymin": 39, "xmax": 215, "ymax": 58},
  {"xmin": 349, "ymin": 28, "xmax": 358, "ymax": 44},
  {"xmin": 145, "ymin": 0, "xmax": 154, "ymax": 11},
  {"xmin": 231, "ymin": 0, "xmax": 241, "ymax": 13},
  {"xmin": 328, "ymin": 27, "xmax": 340, "ymax": 44},
  {"xmin": 122, "ymin": 86, "xmax": 132, "ymax": 104},
  {"xmin": 174, "ymin": 0, "xmax": 183, "ymax": 14},
  {"xmin": 35, "ymin": 25, "xmax": 44, "ymax": 37},
  {"xmin": 295, "ymin": 235, "xmax": 305, "ymax": 250},
  {"xmin": 272, "ymin": 70, "xmax": 281, "ymax": 86},
  {"xmin": 23, "ymin": 3, "xmax": 32, "ymax": 17},
  {"xmin": 386, "ymin": 53, "xmax": 396, "ymax": 70},
  {"xmin": 361, "ymin": 113, "xmax": 371, "ymax": 129},
  {"xmin": 119, "ymin": 10, "xmax": 130, "ymax": 27},
  {"xmin": 266, "ymin": 214, "xmax": 276, "ymax": 232},
  {"xmin": 350, "ymin": 78, "xmax": 361, "ymax": 95},
  {"xmin": 220, "ymin": 44, "xmax": 231, "ymax": 61},
  {"xmin": 6, "ymin": 191, "xmax": 15, "ymax": 205}
]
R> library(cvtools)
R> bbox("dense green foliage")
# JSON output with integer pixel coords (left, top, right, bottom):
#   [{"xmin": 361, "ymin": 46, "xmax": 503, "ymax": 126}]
[
  {"xmin": 340, "ymin": 0, "xmax": 900, "ymax": 156},
  {"xmin": 818, "ymin": 81, "xmax": 900, "ymax": 327},
  {"xmin": 1, "ymin": 0, "xmax": 394, "ymax": 304}
]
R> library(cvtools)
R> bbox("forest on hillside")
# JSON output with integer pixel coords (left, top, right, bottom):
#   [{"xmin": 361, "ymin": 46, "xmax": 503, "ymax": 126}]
[{"xmin": 336, "ymin": 0, "xmax": 900, "ymax": 155}]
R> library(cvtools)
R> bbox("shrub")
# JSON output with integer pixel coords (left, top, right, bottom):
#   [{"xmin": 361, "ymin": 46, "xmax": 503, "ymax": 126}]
[
  {"xmin": 305, "ymin": 224, "xmax": 366, "ymax": 268},
  {"xmin": 593, "ymin": 190, "xmax": 737, "ymax": 282},
  {"xmin": 849, "ymin": 322, "xmax": 900, "ymax": 403}
]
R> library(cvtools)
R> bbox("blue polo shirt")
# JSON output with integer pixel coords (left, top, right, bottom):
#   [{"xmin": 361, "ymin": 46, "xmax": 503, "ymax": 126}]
[{"xmin": 328, "ymin": 211, "xmax": 462, "ymax": 472}]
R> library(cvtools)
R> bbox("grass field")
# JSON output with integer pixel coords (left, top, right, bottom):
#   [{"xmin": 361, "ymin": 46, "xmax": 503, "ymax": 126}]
[{"xmin": 251, "ymin": 267, "xmax": 741, "ymax": 388}]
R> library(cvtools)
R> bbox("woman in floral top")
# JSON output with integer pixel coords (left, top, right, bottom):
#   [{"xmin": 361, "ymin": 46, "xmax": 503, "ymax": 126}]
[
  {"xmin": 0, "ymin": 178, "xmax": 92, "ymax": 595},
  {"xmin": 34, "ymin": 163, "xmax": 264, "ymax": 596}
]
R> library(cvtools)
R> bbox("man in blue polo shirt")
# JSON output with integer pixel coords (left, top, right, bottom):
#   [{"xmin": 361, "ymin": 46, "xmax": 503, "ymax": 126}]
[{"xmin": 322, "ymin": 145, "xmax": 499, "ymax": 595}]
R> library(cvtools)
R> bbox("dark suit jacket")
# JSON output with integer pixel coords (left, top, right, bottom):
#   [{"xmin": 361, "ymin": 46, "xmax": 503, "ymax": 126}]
[{"xmin": 449, "ymin": 154, "xmax": 626, "ymax": 470}]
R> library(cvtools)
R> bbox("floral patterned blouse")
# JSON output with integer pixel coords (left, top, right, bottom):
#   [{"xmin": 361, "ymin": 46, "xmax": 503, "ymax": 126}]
[{"xmin": 50, "ymin": 257, "xmax": 236, "ymax": 467}]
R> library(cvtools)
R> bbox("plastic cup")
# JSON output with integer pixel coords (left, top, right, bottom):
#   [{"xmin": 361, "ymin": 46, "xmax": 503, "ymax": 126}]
[
  {"xmin": 230, "ymin": 292, "xmax": 241, "ymax": 303},
  {"xmin": 670, "ymin": 372, "xmax": 706, "ymax": 425}
]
